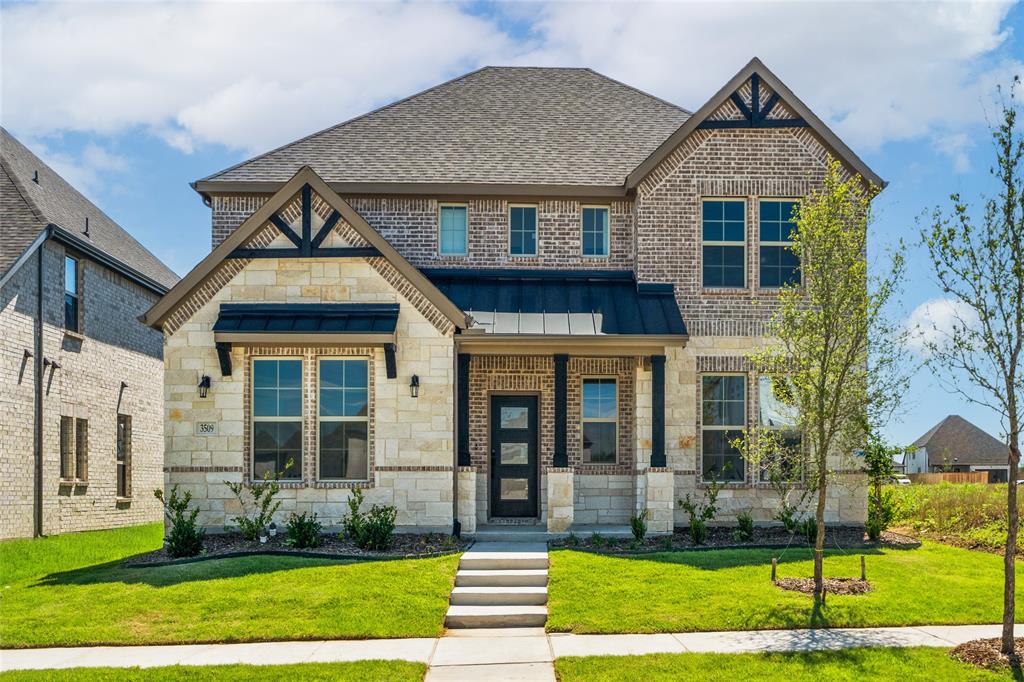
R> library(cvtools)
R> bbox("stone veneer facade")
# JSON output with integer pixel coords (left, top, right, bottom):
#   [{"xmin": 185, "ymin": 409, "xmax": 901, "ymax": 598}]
[
  {"xmin": 172, "ymin": 78, "xmax": 869, "ymax": 532},
  {"xmin": 0, "ymin": 241, "xmax": 165, "ymax": 539}
]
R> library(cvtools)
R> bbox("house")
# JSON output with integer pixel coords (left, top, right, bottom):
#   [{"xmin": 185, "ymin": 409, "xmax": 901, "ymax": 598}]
[
  {"xmin": 0, "ymin": 128, "xmax": 179, "ymax": 539},
  {"xmin": 906, "ymin": 415, "xmax": 1008, "ymax": 482},
  {"xmin": 147, "ymin": 58, "xmax": 874, "ymax": 535}
]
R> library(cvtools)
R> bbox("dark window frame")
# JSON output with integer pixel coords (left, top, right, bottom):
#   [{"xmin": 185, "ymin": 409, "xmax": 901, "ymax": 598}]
[
  {"xmin": 581, "ymin": 206, "xmax": 610, "ymax": 258},
  {"xmin": 701, "ymin": 199, "xmax": 746, "ymax": 289},
  {"xmin": 317, "ymin": 357, "xmax": 370, "ymax": 482},
  {"xmin": 438, "ymin": 203, "xmax": 469, "ymax": 256},
  {"xmin": 117, "ymin": 414, "xmax": 132, "ymax": 498},
  {"xmin": 509, "ymin": 205, "xmax": 538, "ymax": 257},
  {"xmin": 700, "ymin": 374, "xmax": 747, "ymax": 482},
  {"xmin": 581, "ymin": 376, "xmax": 617, "ymax": 464},
  {"xmin": 251, "ymin": 357, "xmax": 303, "ymax": 481},
  {"xmin": 758, "ymin": 199, "xmax": 801, "ymax": 289},
  {"xmin": 64, "ymin": 254, "xmax": 80, "ymax": 333}
]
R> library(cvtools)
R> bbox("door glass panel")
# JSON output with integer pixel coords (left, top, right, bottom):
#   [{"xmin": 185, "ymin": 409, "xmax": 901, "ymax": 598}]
[
  {"xmin": 500, "ymin": 406, "xmax": 529, "ymax": 429},
  {"xmin": 500, "ymin": 478, "xmax": 529, "ymax": 500},
  {"xmin": 500, "ymin": 442, "xmax": 529, "ymax": 465}
]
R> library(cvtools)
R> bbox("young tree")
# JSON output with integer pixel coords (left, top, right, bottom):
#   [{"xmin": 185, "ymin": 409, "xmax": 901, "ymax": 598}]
[
  {"xmin": 742, "ymin": 156, "xmax": 908, "ymax": 602},
  {"xmin": 921, "ymin": 78, "xmax": 1023, "ymax": 656}
]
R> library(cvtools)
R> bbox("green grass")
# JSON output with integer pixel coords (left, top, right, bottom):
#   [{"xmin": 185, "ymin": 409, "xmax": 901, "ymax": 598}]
[
  {"xmin": 547, "ymin": 541, "xmax": 1023, "ymax": 633},
  {"xmin": 0, "ymin": 661, "xmax": 426, "ymax": 681},
  {"xmin": 0, "ymin": 524, "xmax": 459, "ymax": 648},
  {"xmin": 554, "ymin": 648, "xmax": 1009, "ymax": 681},
  {"xmin": 890, "ymin": 482, "xmax": 1021, "ymax": 552}
]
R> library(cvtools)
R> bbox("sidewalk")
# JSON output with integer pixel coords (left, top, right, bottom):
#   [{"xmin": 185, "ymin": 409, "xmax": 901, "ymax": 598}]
[{"xmin": 1, "ymin": 624, "xmax": 1015, "ymax": 674}]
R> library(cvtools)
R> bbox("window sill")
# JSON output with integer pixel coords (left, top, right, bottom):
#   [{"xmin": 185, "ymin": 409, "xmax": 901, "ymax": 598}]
[
  {"xmin": 700, "ymin": 287, "xmax": 750, "ymax": 296},
  {"xmin": 63, "ymin": 330, "xmax": 85, "ymax": 341},
  {"xmin": 59, "ymin": 478, "xmax": 87, "ymax": 487},
  {"xmin": 115, "ymin": 497, "xmax": 132, "ymax": 506}
]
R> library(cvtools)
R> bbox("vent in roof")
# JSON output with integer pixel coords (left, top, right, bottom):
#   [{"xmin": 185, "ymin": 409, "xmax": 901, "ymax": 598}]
[
  {"xmin": 32, "ymin": 170, "xmax": 39, "ymax": 184},
  {"xmin": 83, "ymin": 217, "xmax": 90, "ymax": 237}
]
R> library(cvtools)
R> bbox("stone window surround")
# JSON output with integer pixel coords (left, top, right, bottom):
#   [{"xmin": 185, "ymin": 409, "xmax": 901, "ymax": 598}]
[{"xmin": 242, "ymin": 345, "xmax": 377, "ymax": 489}]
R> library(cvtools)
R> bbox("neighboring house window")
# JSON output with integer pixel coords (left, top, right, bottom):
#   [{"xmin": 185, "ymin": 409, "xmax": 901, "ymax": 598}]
[
  {"xmin": 702, "ymin": 199, "xmax": 746, "ymax": 288},
  {"xmin": 60, "ymin": 416, "xmax": 89, "ymax": 482},
  {"xmin": 582, "ymin": 207, "xmax": 609, "ymax": 257},
  {"xmin": 701, "ymin": 374, "xmax": 746, "ymax": 481},
  {"xmin": 64, "ymin": 255, "xmax": 80, "ymax": 332},
  {"xmin": 318, "ymin": 358, "xmax": 369, "ymax": 480},
  {"xmin": 439, "ymin": 204, "xmax": 468, "ymax": 256},
  {"xmin": 117, "ymin": 414, "xmax": 132, "ymax": 498},
  {"xmin": 581, "ymin": 377, "xmax": 617, "ymax": 463},
  {"xmin": 758, "ymin": 376, "xmax": 803, "ymax": 482},
  {"xmin": 252, "ymin": 358, "xmax": 303, "ymax": 480},
  {"xmin": 509, "ymin": 205, "xmax": 537, "ymax": 256},
  {"xmin": 759, "ymin": 200, "xmax": 801, "ymax": 288}
]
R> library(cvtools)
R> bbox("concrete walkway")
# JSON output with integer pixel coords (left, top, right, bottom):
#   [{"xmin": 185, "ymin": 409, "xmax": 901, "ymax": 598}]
[{"xmin": 2, "ymin": 624, "xmax": 1018, "ymax": 675}]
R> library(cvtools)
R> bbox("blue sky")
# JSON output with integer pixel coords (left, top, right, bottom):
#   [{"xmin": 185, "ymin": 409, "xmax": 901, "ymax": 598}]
[{"xmin": 2, "ymin": 1, "xmax": 1022, "ymax": 446}]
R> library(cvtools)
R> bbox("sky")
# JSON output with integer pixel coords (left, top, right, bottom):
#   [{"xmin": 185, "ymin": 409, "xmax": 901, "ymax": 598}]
[{"xmin": 2, "ymin": 0, "xmax": 1022, "ymax": 446}]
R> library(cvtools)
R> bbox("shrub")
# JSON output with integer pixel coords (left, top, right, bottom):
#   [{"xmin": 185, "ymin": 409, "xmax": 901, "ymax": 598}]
[
  {"xmin": 285, "ymin": 512, "xmax": 323, "ymax": 549},
  {"xmin": 225, "ymin": 461, "xmax": 290, "ymax": 541},
  {"xmin": 799, "ymin": 516, "xmax": 818, "ymax": 544},
  {"xmin": 342, "ymin": 488, "xmax": 398, "ymax": 550},
  {"xmin": 867, "ymin": 488, "xmax": 897, "ymax": 541},
  {"xmin": 566, "ymin": 531, "xmax": 580, "ymax": 547},
  {"xmin": 661, "ymin": 535, "xmax": 674, "ymax": 551},
  {"xmin": 679, "ymin": 477, "xmax": 721, "ymax": 545},
  {"xmin": 774, "ymin": 495, "xmax": 802, "ymax": 534},
  {"xmin": 154, "ymin": 486, "xmax": 205, "ymax": 558},
  {"xmin": 734, "ymin": 509, "xmax": 755, "ymax": 542},
  {"xmin": 591, "ymin": 532, "xmax": 606, "ymax": 548},
  {"xmin": 630, "ymin": 509, "xmax": 649, "ymax": 542}
]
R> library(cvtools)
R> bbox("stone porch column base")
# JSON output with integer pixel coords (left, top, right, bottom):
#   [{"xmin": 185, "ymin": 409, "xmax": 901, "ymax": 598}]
[
  {"xmin": 547, "ymin": 467, "xmax": 574, "ymax": 533},
  {"xmin": 457, "ymin": 467, "xmax": 477, "ymax": 535},
  {"xmin": 645, "ymin": 468, "xmax": 675, "ymax": 533}
]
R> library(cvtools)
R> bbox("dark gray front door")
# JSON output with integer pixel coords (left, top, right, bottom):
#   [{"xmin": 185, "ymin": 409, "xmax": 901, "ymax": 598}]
[{"xmin": 490, "ymin": 395, "xmax": 539, "ymax": 518}]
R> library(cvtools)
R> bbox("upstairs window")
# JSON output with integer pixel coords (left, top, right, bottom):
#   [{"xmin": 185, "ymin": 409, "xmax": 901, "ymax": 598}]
[
  {"xmin": 581, "ymin": 377, "xmax": 617, "ymax": 463},
  {"xmin": 582, "ymin": 207, "xmax": 609, "ymax": 257},
  {"xmin": 64, "ymin": 255, "xmax": 79, "ymax": 332},
  {"xmin": 702, "ymin": 200, "xmax": 746, "ymax": 288},
  {"xmin": 509, "ymin": 205, "xmax": 537, "ymax": 256},
  {"xmin": 701, "ymin": 374, "xmax": 746, "ymax": 482},
  {"xmin": 759, "ymin": 200, "xmax": 801, "ymax": 288},
  {"xmin": 439, "ymin": 204, "xmax": 468, "ymax": 256},
  {"xmin": 252, "ymin": 358, "xmax": 303, "ymax": 480},
  {"xmin": 318, "ymin": 358, "xmax": 370, "ymax": 481}
]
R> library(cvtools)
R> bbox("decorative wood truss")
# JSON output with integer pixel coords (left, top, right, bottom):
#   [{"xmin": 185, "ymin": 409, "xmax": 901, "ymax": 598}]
[{"xmin": 697, "ymin": 74, "xmax": 807, "ymax": 130}]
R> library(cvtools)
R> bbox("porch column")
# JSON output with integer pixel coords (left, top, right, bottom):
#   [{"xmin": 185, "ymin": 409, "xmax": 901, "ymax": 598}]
[
  {"xmin": 457, "ymin": 353, "xmax": 471, "ymax": 467},
  {"xmin": 547, "ymin": 467, "xmax": 574, "ymax": 532},
  {"xmin": 457, "ymin": 467, "xmax": 477, "ymax": 534},
  {"xmin": 554, "ymin": 354, "xmax": 568, "ymax": 467},
  {"xmin": 645, "ymin": 468, "xmax": 674, "ymax": 533},
  {"xmin": 651, "ymin": 354, "xmax": 666, "ymax": 468}
]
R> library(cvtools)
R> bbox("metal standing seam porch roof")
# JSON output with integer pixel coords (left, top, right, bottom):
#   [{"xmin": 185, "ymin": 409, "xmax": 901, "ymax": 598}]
[
  {"xmin": 213, "ymin": 303, "xmax": 399, "ymax": 341},
  {"xmin": 422, "ymin": 269, "xmax": 687, "ymax": 337}
]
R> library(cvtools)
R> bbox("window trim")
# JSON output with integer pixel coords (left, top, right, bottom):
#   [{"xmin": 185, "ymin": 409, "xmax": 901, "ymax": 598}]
[
  {"xmin": 758, "ymin": 198, "xmax": 802, "ymax": 289},
  {"xmin": 508, "ymin": 204, "xmax": 539, "ymax": 257},
  {"xmin": 700, "ymin": 372, "xmax": 747, "ymax": 482},
  {"xmin": 437, "ymin": 202, "xmax": 469, "ymax": 257},
  {"xmin": 580, "ymin": 205, "xmax": 610, "ymax": 258},
  {"xmin": 316, "ymin": 356, "xmax": 371, "ymax": 482},
  {"xmin": 250, "ymin": 356, "xmax": 304, "ymax": 481},
  {"xmin": 116, "ymin": 413, "xmax": 132, "ymax": 498},
  {"xmin": 701, "ymin": 197, "xmax": 747, "ymax": 290},
  {"xmin": 580, "ymin": 375, "xmax": 618, "ymax": 464},
  {"xmin": 64, "ymin": 254, "xmax": 81, "ymax": 333}
]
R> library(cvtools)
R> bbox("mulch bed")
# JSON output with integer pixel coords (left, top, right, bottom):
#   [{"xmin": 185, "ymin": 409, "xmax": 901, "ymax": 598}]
[
  {"xmin": 549, "ymin": 526, "xmax": 917, "ymax": 554},
  {"xmin": 950, "ymin": 637, "xmax": 1024, "ymax": 672},
  {"xmin": 126, "ymin": 532, "xmax": 472, "ymax": 566},
  {"xmin": 774, "ymin": 577, "xmax": 873, "ymax": 595}
]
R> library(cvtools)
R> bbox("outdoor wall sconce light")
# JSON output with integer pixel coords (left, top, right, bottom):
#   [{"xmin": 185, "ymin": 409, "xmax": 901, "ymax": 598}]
[
  {"xmin": 410, "ymin": 374, "xmax": 420, "ymax": 398},
  {"xmin": 198, "ymin": 375, "xmax": 211, "ymax": 399}
]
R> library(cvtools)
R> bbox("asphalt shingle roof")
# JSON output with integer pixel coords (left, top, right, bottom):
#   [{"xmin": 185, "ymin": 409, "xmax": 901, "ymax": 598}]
[
  {"xmin": 1, "ymin": 127, "xmax": 179, "ymax": 290},
  {"xmin": 202, "ymin": 67, "xmax": 691, "ymax": 187},
  {"xmin": 912, "ymin": 414, "xmax": 1007, "ymax": 468}
]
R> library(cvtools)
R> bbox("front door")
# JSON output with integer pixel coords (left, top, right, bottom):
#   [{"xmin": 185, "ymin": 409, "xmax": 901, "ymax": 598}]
[{"xmin": 490, "ymin": 395, "xmax": 539, "ymax": 518}]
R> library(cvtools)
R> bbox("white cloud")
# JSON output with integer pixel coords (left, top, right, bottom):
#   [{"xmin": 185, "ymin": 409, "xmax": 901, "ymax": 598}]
[
  {"xmin": 905, "ymin": 297, "xmax": 980, "ymax": 355},
  {"xmin": 1, "ymin": 1, "xmax": 1019, "ymax": 159},
  {"xmin": 24, "ymin": 138, "xmax": 129, "ymax": 196},
  {"xmin": 933, "ymin": 132, "xmax": 974, "ymax": 173}
]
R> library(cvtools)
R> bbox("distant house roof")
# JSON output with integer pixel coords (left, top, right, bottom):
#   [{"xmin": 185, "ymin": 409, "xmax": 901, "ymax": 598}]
[
  {"xmin": 912, "ymin": 415, "xmax": 1007, "ymax": 468},
  {"xmin": 423, "ymin": 269, "xmax": 687, "ymax": 337},
  {"xmin": 196, "ymin": 66, "xmax": 691, "ymax": 192},
  {"xmin": 1, "ymin": 128, "xmax": 179, "ymax": 292}
]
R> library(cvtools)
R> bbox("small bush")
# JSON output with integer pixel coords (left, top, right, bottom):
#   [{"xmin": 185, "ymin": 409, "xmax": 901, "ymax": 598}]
[
  {"xmin": 630, "ymin": 509, "xmax": 649, "ymax": 542},
  {"xmin": 591, "ymin": 532, "xmax": 606, "ymax": 548},
  {"xmin": 285, "ymin": 512, "xmax": 323, "ymax": 549},
  {"xmin": 566, "ymin": 531, "xmax": 580, "ymax": 547},
  {"xmin": 342, "ymin": 488, "xmax": 398, "ymax": 550},
  {"xmin": 866, "ymin": 488, "xmax": 898, "ymax": 541},
  {"xmin": 774, "ymin": 497, "xmax": 802, "ymax": 534},
  {"xmin": 225, "ymin": 461, "xmax": 290, "ymax": 541},
  {"xmin": 734, "ymin": 510, "xmax": 755, "ymax": 542},
  {"xmin": 661, "ymin": 535, "xmax": 674, "ymax": 551},
  {"xmin": 799, "ymin": 516, "xmax": 818, "ymax": 544},
  {"xmin": 155, "ymin": 486, "xmax": 205, "ymax": 558},
  {"xmin": 679, "ymin": 477, "xmax": 721, "ymax": 545}
]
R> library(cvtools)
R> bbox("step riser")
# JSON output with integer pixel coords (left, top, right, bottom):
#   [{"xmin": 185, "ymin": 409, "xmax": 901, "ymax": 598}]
[
  {"xmin": 456, "ymin": 575, "xmax": 548, "ymax": 587},
  {"xmin": 450, "ymin": 594, "xmax": 548, "ymax": 606},
  {"xmin": 445, "ymin": 613, "xmax": 548, "ymax": 628},
  {"xmin": 459, "ymin": 558, "xmax": 549, "ymax": 570}
]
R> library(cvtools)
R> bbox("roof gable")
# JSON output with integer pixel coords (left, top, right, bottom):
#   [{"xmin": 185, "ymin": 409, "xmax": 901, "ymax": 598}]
[
  {"xmin": 913, "ymin": 415, "xmax": 1007, "ymax": 467},
  {"xmin": 145, "ymin": 166, "xmax": 469, "ymax": 332},
  {"xmin": 626, "ymin": 58, "xmax": 884, "ymax": 189}
]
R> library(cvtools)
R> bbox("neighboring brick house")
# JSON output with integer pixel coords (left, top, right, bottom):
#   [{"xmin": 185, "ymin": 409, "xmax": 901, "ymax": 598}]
[
  {"xmin": 148, "ymin": 58, "xmax": 876, "ymax": 534},
  {"xmin": 906, "ymin": 415, "xmax": 1009, "ymax": 481},
  {"xmin": 1, "ymin": 128, "xmax": 179, "ymax": 539}
]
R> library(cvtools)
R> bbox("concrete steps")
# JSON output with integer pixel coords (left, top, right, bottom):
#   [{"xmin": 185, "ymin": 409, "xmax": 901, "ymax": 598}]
[{"xmin": 445, "ymin": 543, "xmax": 549, "ymax": 629}]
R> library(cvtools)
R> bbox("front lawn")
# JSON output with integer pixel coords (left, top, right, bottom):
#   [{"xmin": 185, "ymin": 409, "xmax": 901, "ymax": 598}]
[
  {"xmin": 0, "ymin": 524, "xmax": 459, "ymax": 648},
  {"xmin": 0, "ymin": 661, "xmax": 426, "ymax": 681},
  {"xmin": 554, "ymin": 648, "xmax": 1008, "ymax": 681},
  {"xmin": 547, "ymin": 541, "xmax": 1024, "ymax": 633}
]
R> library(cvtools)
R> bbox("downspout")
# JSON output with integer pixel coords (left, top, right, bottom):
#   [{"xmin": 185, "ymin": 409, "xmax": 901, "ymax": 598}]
[{"xmin": 33, "ymin": 242, "xmax": 44, "ymax": 537}]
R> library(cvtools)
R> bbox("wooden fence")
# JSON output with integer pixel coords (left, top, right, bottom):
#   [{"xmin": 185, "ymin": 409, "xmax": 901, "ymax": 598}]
[{"xmin": 907, "ymin": 472, "xmax": 991, "ymax": 485}]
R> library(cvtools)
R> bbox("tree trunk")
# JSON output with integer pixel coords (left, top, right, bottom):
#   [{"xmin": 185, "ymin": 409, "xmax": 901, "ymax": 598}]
[
  {"xmin": 1003, "ymin": 423, "xmax": 1021, "ymax": 656},
  {"xmin": 813, "ymin": 469, "xmax": 828, "ymax": 602}
]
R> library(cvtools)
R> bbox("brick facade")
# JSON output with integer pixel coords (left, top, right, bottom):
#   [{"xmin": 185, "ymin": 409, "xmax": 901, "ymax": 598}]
[{"xmin": 0, "ymin": 241, "xmax": 165, "ymax": 539}]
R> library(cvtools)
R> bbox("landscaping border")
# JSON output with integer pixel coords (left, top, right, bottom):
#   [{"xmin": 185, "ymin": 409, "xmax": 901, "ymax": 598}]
[
  {"xmin": 125, "ymin": 544, "xmax": 471, "ymax": 568},
  {"xmin": 548, "ymin": 531, "xmax": 920, "ymax": 556}
]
